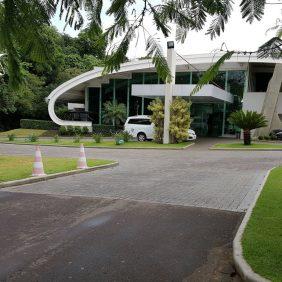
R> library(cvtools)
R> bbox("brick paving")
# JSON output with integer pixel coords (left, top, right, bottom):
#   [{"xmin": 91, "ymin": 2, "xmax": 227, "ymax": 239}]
[{"xmin": 1, "ymin": 139, "xmax": 281, "ymax": 212}]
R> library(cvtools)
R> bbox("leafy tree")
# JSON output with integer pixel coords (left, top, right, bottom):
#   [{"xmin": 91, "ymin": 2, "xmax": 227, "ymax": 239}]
[
  {"xmin": 1, "ymin": 1, "xmax": 280, "ymax": 88},
  {"xmin": 228, "ymin": 110, "xmax": 267, "ymax": 145},
  {"xmin": 148, "ymin": 98, "xmax": 164, "ymax": 143},
  {"xmin": 102, "ymin": 100, "xmax": 127, "ymax": 126},
  {"xmin": 169, "ymin": 97, "xmax": 191, "ymax": 143}
]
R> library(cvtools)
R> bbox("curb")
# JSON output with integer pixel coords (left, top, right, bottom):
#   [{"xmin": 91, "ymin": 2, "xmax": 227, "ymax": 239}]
[
  {"xmin": 233, "ymin": 168, "xmax": 274, "ymax": 282},
  {"xmin": 210, "ymin": 147, "xmax": 282, "ymax": 151},
  {"xmin": 0, "ymin": 162, "xmax": 119, "ymax": 189},
  {"xmin": 0, "ymin": 141, "xmax": 194, "ymax": 150}
]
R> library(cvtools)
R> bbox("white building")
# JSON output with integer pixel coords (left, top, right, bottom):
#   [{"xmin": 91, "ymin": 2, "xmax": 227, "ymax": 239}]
[{"xmin": 47, "ymin": 52, "xmax": 282, "ymax": 137}]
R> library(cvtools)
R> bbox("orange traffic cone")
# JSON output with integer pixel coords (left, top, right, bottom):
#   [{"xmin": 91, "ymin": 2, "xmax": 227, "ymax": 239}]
[
  {"xmin": 77, "ymin": 144, "xmax": 88, "ymax": 169},
  {"xmin": 32, "ymin": 146, "xmax": 46, "ymax": 177}
]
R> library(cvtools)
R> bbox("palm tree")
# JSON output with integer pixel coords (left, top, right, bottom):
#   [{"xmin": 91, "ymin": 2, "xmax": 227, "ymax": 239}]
[
  {"xmin": 102, "ymin": 100, "xmax": 127, "ymax": 127},
  {"xmin": 228, "ymin": 110, "xmax": 267, "ymax": 145}
]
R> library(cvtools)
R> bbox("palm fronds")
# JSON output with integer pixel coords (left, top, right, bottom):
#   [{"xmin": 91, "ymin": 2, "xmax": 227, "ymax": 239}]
[
  {"xmin": 190, "ymin": 51, "xmax": 234, "ymax": 96},
  {"xmin": 228, "ymin": 110, "xmax": 267, "ymax": 130},
  {"xmin": 240, "ymin": 0, "xmax": 266, "ymax": 23}
]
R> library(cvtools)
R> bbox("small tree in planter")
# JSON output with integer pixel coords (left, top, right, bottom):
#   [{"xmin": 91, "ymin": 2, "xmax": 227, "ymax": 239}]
[
  {"xmin": 103, "ymin": 100, "xmax": 127, "ymax": 127},
  {"xmin": 169, "ymin": 97, "xmax": 191, "ymax": 143},
  {"xmin": 228, "ymin": 110, "xmax": 267, "ymax": 145},
  {"xmin": 148, "ymin": 98, "xmax": 164, "ymax": 143}
]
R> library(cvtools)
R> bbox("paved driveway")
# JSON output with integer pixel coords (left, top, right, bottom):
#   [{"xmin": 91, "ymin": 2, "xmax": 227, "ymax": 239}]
[
  {"xmin": 1, "ymin": 139, "xmax": 281, "ymax": 212},
  {"xmin": 0, "ymin": 139, "xmax": 281, "ymax": 281}
]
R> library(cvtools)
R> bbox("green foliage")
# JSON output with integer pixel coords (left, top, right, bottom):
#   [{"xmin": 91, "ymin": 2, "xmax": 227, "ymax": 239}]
[
  {"xmin": 55, "ymin": 105, "xmax": 70, "ymax": 120},
  {"xmin": 92, "ymin": 124, "xmax": 121, "ymax": 136},
  {"xmin": 102, "ymin": 100, "xmax": 127, "ymax": 126},
  {"xmin": 114, "ymin": 133, "xmax": 124, "ymax": 145},
  {"xmin": 73, "ymin": 134, "xmax": 81, "ymax": 143},
  {"xmin": 67, "ymin": 126, "xmax": 75, "ymax": 136},
  {"xmin": 229, "ymin": 110, "xmax": 267, "ymax": 145},
  {"xmin": 7, "ymin": 133, "xmax": 15, "ymax": 141},
  {"xmin": 74, "ymin": 126, "xmax": 82, "ymax": 135},
  {"xmin": 148, "ymin": 98, "xmax": 164, "ymax": 144},
  {"xmin": 190, "ymin": 51, "xmax": 234, "ymax": 96},
  {"xmin": 59, "ymin": 126, "xmax": 67, "ymax": 136},
  {"xmin": 53, "ymin": 134, "xmax": 59, "ymax": 143},
  {"xmin": 20, "ymin": 119, "xmax": 58, "ymax": 130},
  {"xmin": 27, "ymin": 134, "xmax": 38, "ymax": 142},
  {"xmin": 228, "ymin": 110, "xmax": 267, "ymax": 130},
  {"xmin": 122, "ymin": 131, "xmax": 133, "ymax": 142},
  {"xmin": 92, "ymin": 133, "xmax": 102, "ymax": 143},
  {"xmin": 82, "ymin": 126, "xmax": 89, "ymax": 135},
  {"xmin": 169, "ymin": 98, "xmax": 191, "ymax": 143}
]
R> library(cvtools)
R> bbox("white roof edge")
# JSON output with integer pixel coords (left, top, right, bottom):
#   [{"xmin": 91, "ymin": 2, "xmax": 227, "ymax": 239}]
[{"xmin": 47, "ymin": 53, "xmax": 281, "ymax": 100}]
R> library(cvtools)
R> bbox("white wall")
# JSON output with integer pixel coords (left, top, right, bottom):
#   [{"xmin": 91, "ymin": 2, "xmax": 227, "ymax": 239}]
[
  {"xmin": 67, "ymin": 103, "xmax": 85, "ymax": 110},
  {"xmin": 243, "ymin": 92, "xmax": 282, "ymax": 114}
]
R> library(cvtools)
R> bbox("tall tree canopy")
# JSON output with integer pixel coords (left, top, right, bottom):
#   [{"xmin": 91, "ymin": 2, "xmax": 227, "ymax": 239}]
[{"xmin": 0, "ymin": 0, "xmax": 281, "ymax": 89}]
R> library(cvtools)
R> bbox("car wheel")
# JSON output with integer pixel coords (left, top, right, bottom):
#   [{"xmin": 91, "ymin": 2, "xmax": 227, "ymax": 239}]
[{"xmin": 137, "ymin": 132, "xmax": 147, "ymax": 142}]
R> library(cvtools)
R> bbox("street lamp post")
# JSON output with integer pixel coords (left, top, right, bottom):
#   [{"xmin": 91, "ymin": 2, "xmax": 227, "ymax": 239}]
[{"xmin": 163, "ymin": 41, "xmax": 176, "ymax": 144}]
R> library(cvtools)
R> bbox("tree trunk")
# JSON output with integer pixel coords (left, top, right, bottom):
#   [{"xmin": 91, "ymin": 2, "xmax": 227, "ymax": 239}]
[{"xmin": 243, "ymin": 129, "xmax": 251, "ymax": 145}]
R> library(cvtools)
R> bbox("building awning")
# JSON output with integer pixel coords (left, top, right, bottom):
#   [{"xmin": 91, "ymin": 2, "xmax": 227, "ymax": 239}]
[{"xmin": 132, "ymin": 84, "xmax": 234, "ymax": 103}]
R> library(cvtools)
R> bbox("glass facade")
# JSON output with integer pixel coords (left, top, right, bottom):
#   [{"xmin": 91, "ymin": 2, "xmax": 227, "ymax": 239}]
[{"xmin": 87, "ymin": 70, "xmax": 246, "ymax": 136}]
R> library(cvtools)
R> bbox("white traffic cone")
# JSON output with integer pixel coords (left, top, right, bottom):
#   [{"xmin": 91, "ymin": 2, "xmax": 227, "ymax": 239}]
[
  {"xmin": 32, "ymin": 146, "xmax": 46, "ymax": 177},
  {"xmin": 77, "ymin": 144, "xmax": 88, "ymax": 169}
]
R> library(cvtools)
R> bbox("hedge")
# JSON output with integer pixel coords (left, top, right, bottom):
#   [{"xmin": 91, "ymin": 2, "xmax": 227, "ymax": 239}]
[
  {"xmin": 20, "ymin": 119, "xmax": 59, "ymax": 130},
  {"xmin": 92, "ymin": 124, "xmax": 123, "ymax": 136}
]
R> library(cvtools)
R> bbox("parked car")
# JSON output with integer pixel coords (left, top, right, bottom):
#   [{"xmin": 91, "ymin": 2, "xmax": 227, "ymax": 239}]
[
  {"xmin": 124, "ymin": 115, "xmax": 197, "ymax": 141},
  {"xmin": 271, "ymin": 129, "xmax": 282, "ymax": 140}
]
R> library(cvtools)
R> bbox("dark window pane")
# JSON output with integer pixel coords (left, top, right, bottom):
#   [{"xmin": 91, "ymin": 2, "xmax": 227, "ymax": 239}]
[
  {"xmin": 211, "ymin": 71, "xmax": 226, "ymax": 89},
  {"xmin": 130, "ymin": 73, "xmax": 143, "ymax": 116},
  {"xmin": 176, "ymin": 72, "xmax": 190, "ymax": 84},
  {"xmin": 144, "ymin": 98, "xmax": 153, "ymax": 115},
  {"xmin": 144, "ymin": 72, "xmax": 158, "ymax": 84},
  {"xmin": 227, "ymin": 70, "xmax": 245, "ymax": 98},
  {"xmin": 128, "ymin": 118, "xmax": 151, "ymax": 125},
  {"xmin": 115, "ymin": 79, "xmax": 128, "ymax": 109},
  {"xmin": 192, "ymin": 72, "xmax": 204, "ymax": 84},
  {"xmin": 101, "ymin": 79, "xmax": 114, "ymax": 124},
  {"xmin": 88, "ymin": 87, "xmax": 100, "ymax": 124}
]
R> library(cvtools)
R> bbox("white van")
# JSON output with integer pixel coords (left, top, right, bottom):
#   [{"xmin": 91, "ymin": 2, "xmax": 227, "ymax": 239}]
[{"xmin": 124, "ymin": 115, "xmax": 197, "ymax": 142}]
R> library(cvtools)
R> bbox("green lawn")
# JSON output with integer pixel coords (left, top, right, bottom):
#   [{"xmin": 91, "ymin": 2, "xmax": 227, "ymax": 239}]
[
  {"xmin": 242, "ymin": 166, "xmax": 282, "ymax": 282},
  {"xmin": 0, "ymin": 155, "xmax": 113, "ymax": 182},
  {"xmin": 0, "ymin": 128, "xmax": 54, "ymax": 137},
  {"xmin": 213, "ymin": 143, "xmax": 282, "ymax": 149},
  {"xmin": 0, "ymin": 139, "xmax": 191, "ymax": 149}
]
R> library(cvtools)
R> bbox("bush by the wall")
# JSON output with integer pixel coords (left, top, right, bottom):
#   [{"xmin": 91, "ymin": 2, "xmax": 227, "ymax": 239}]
[
  {"xmin": 59, "ymin": 126, "xmax": 67, "ymax": 136},
  {"xmin": 20, "ymin": 119, "xmax": 59, "ymax": 130},
  {"xmin": 92, "ymin": 124, "xmax": 122, "ymax": 136}
]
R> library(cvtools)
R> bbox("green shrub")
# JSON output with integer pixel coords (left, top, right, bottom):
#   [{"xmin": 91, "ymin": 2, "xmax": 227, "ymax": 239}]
[
  {"xmin": 27, "ymin": 134, "xmax": 38, "ymax": 142},
  {"xmin": 92, "ymin": 124, "xmax": 122, "ymax": 137},
  {"xmin": 169, "ymin": 97, "xmax": 191, "ymax": 143},
  {"xmin": 59, "ymin": 126, "xmax": 67, "ymax": 136},
  {"xmin": 92, "ymin": 133, "xmax": 102, "ymax": 143},
  {"xmin": 73, "ymin": 134, "xmax": 81, "ymax": 143},
  {"xmin": 7, "ymin": 133, "xmax": 15, "ymax": 141},
  {"xmin": 82, "ymin": 126, "xmax": 89, "ymax": 135},
  {"xmin": 74, "ymin": 126, "xmax": 82, "ymax": 135},
  {"xmin": 54, "ymin": 134, "xmax": 59, "ymax": 143},
  {"xmin": 269, "ymin": 132, "xmax": 278, "ymax": 140},
  {"xmin": 20, "ymin": 119, "xmax": 58, "ymax": 130},
  {"xmin": 148, "ymin": 98, "xmax": 164, "ymax": 143},
  {"xmin": 122, "ymin": 131, "xmax": 133, "ymax": 142},
  {"xmin": 67, "ymin": 126, "xmax": 75, "ymax": 136},
  {"xmin": 258, "ymin": 136, "xmax": 264, "ymax": 140},
  {"xmin": 263, "ymin": 135, "xmax": 270, "ymax": 140},
  {"xmin": 115, "ymin": 133, "xmax": 124, "ymax": 145}
]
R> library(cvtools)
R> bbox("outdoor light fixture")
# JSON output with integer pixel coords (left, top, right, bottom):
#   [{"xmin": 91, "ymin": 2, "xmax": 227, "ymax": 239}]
[{"xmin": 167, "ymin": 41, "xmax": 174, "ymax": 49}]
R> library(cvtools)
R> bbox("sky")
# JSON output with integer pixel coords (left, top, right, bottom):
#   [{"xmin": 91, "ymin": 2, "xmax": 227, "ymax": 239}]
[{"xmin": 52, "ymin": 0, "xmax": 282, "ymax": 59}]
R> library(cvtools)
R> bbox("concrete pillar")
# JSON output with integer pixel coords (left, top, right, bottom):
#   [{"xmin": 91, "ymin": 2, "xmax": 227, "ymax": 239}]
[
  {"xmin": 163, "ymin": 41, "xmax": 176, "ymax": 144},
  {"xmin": 85, "ymin": 87, "xmax": 89, "ymax": 111},
  {"xmin": 256, "ymin": 63, "xmax": 282, "ymax": 136}
]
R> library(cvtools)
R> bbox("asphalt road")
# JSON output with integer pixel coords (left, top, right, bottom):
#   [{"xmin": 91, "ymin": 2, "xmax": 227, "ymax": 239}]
[
  {"xmin": 1, "ymin": 138, "xmax": 281, "ymax": 281},
  {"xmin": 0, "ymin": 192, "xmax": 242, "ymax": 282}
]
